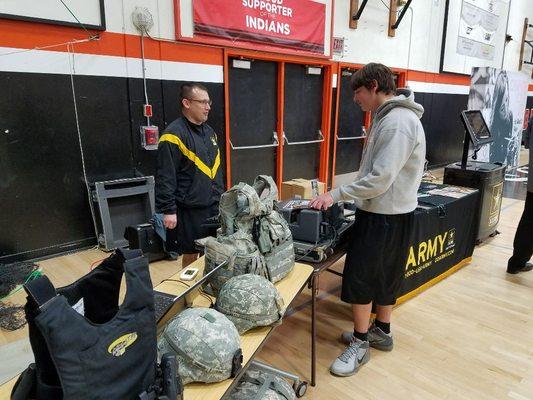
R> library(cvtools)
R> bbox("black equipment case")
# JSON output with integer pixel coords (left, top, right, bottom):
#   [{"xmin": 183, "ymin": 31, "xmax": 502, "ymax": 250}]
[{"xmin": 124, "ymin": 223, "xmax": 166, "ymax": 262}]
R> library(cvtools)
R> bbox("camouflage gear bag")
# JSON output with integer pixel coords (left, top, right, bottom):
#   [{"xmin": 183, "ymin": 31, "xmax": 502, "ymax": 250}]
[
  {"xmin": 255, "ymin": 213, "xmax": 295, "ymax": 283},
  {"xmin": 218, "ymin": 180, "xmax": 268, "ymax": 235},
  {"xmin": 215, "ymin": 274, "xmax": 285, "ymax": 334},
  {"xmin": 157, "ymin": 308, "xmax": 242, "ymax": 384},
  {"xmin": 204, "ymin": 175, "xmax": 294, "ymax": 292},
  {"xmin": 203, "ymin": 231, "xmax": 268, "ymax": 294},
  {"xmin": 252, "ymin": 175, "xmax": 295, "ymax": 283},
  {"xmin": 228, "ymin": 367, "xmax": 296, "ymax": 400}
]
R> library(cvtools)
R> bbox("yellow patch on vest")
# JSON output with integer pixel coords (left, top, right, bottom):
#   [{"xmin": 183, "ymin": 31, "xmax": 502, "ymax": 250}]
[{"xmin": 107, "ymin": 332, "xmax": 138, "ymax": 357}]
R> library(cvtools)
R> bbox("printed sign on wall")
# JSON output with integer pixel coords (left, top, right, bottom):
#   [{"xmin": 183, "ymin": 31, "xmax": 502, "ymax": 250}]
[
  {"xmin": 440, "ymin": 0, "xmax": 510, "ymax": 74},
  {"xmin": 193, "ymin": 0, "xmax": 326, "ymax": 54},
  {"xmin": 457, "ymin": 0, "xmax": 501, "ymax": 61}
]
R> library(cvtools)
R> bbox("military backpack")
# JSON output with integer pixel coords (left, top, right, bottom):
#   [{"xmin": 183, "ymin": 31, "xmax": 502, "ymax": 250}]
[{"xmin": 204, "ymin": 175, "xmax": 294, "ymax": 293}]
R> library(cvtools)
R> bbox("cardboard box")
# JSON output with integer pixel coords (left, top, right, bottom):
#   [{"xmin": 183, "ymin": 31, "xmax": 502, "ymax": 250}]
[{"xmin": 281, "ymin": 178, "xmax": 325, "ymax": 200}]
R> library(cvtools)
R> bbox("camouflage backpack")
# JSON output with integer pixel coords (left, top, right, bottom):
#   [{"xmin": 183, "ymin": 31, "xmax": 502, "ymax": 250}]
[
  {"xmin": 204, "ymin": 175, "xmax": 294, "ymax": 293},
  {"xmin": 252, "ymin": 176, "xmax": 295, "ymax": 283},
  {"xmin": 218, "ymin": 179, "xmax": 269, "ymax": 235},
  {"xmin": 215, "ymin": 274, "xmax": 285, "ymax": 334},
  {"xmin": 157, "ymin": 308, "xmax": 242, "ymax": 384},
  {"xmin": 228, "ymin": 367, "xmax": 296, "ymax": 400},
  {"xmin": 203, "ymin": 231, "xmax": 268, "ymax": 294}
]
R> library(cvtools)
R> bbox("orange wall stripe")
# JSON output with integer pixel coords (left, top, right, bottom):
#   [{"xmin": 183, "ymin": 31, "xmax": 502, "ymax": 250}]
[
  {"xmin": 159, "ymin": 41, "xmax": 223, "ymax": 65},
  {"xmin": 319, "ymin": 64, "xmax": 333, "ymax": 186},
  {"xmin": 407, "ymin": 69, "xmax": 470, "ymax": 86},
  {"xmin": 432, "ymin": 73, "xmax": 470, "ymax": 86},
  {"xmin": 0, "ymin": 19, "xmax": 223, "ymax": 65},
  {"xmin": 0, "ymin": 20, "xmax": 92, "ymax": 50},
  {"xmin": 1, "ymin": 19, "xmax": 531, "ymax": 91},
  {"xmin": 225, "ymin": 48, "xmax": 331, "ymax": 66},
  {"xmin": 330, "ymin": 63, "xmax": 342, "ymax": 187}
]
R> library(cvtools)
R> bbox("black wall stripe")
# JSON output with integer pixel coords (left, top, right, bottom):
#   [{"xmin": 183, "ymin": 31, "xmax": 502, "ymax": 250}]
[
  {"xmin": 0, "ymin": 72, "xmax": 225, "ymax": 262},
  {"xmin": 417, "ymin": 92, "xmax": 469, "ymax": 168},
  {"xmin": 0, "ymin": 72, "xmax": 100, "ymax": 262}
]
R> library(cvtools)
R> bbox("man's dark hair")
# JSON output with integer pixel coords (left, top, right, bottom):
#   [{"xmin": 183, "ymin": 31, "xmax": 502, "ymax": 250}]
[
  {"xmin": 350, "ymin": 63, "xmax": 396, "ymax": 95},
  {"xmin": 179, "ymin": 82, "xmax": 209, "ymax": 104}
]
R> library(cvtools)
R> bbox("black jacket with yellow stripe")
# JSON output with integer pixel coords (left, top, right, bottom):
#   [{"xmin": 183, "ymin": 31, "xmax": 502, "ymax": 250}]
[{"xmin": 155, "ymin": 117, "xmax": 224, "ymax": 213}]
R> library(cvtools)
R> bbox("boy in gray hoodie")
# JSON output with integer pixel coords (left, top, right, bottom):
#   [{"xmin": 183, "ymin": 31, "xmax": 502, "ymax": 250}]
[{"xmin": 310, "ymin": 63, "xmax": 426, "ymax": 377}]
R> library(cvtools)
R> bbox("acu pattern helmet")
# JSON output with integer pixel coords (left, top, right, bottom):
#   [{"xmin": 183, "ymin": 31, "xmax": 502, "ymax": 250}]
[
  {"xmin": 157, "ymin": 307, "xmax": 242, "ymax": 384},
  {"xmin": 215, "ymin": 274, "xmax": 285, "ymax": 334}
]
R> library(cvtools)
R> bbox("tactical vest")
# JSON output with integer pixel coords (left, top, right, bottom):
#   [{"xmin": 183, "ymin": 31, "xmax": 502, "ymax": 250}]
[
  {"xmin": 12, "ymin": 249, "xmax": 158, "ymax": 400},
  {"xmin": 204, "ymin": 175, "xmax": 294, "ymax": 294}
]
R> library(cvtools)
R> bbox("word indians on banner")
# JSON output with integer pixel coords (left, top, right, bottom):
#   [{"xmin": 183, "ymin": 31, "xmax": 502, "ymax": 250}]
[{"xmin": 193, "ymin": 0, "xmax": 326, "ymax": 54}]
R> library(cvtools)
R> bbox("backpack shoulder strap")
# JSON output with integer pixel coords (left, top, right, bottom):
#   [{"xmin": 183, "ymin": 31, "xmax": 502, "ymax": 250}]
[{"xmin": 253, "ymin": 175, "xmax": 278, "ymax": 211}]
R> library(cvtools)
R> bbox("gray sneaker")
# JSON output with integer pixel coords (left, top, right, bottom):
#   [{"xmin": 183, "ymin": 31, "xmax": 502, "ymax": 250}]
[
  {"xmin": 340, "ymin": 325, "xmax": 394, "ymax": 351},
  {"xmin": 330, "ymin": 338, "xmax": 370, "ymax": 377}
]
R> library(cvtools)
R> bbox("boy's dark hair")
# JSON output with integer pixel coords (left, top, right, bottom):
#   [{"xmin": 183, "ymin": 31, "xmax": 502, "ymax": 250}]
[
  {"xmin": 350, "ymin": 63, "xmax": 396, "ymax": 95},
  {"xmin": 179, "ymin": 82, "xmax": 209, "ymax": 104}
]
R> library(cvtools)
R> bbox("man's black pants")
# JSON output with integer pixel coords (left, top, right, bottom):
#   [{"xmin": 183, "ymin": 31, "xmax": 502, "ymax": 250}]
[{"xmin": 508, "ymin": 191, "xmax": 533, "ymax": 270}]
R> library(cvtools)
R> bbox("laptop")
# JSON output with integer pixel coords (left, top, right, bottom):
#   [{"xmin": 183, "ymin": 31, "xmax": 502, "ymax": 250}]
[
  {"xmin": 153, "ymin": 290, "xmax": 182, "ymax": 324},
  {"xmin": 153, "ymin": 260, "xmax": 228, "ymax": 329}
]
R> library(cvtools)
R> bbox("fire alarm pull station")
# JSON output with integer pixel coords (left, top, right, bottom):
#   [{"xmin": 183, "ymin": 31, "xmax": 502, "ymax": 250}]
[
  {"xmin": 143, "ymin": 104, "xmax": 153, "ymax": 117},
  {"xmin": 141, "ymin": 125, "xmax": 159, "ymax": 150}
]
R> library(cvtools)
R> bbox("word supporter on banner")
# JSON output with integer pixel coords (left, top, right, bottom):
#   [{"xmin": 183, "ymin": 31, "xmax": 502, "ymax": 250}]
[{"xmin": 193, "ymin": 0, "xmax": 326, "ymax": 54}]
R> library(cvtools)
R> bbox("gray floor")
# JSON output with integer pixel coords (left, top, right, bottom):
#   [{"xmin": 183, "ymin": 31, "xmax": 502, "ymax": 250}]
[{"xmin": 0, "ymin": 338, "xmax": 33, "ymax": 385}]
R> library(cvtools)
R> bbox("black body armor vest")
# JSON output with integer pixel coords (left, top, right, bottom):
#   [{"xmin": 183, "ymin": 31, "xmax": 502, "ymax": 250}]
[{"xmin": 12, "ymin": 249, "xmax": 158, "ymax": 400}]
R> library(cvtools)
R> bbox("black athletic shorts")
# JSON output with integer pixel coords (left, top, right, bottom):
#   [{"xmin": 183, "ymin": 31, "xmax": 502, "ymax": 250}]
[
  {"xmin": 341, "ymin": 208, "xmax": 415, "ymax": 305},
  {"xmin": 166, "ymin": 203, "xmax": 218, "ymax": 255}
]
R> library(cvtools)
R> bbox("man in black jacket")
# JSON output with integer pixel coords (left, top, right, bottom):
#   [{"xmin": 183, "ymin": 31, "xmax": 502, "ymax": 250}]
[
  {"xmin": 507, "ymin": 114, "xmax": 533, "ymax": 274},
  {"xmin": 155, "ymin": 83, "xmax": 224, "ymax": 267}
]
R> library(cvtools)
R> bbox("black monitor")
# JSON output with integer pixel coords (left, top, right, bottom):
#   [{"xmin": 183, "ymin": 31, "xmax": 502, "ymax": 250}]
[
  {"xmin": 460, "ymin": 110, "xmax": 493, "ymax": 148},
  {"xmin": 458, "ymin": 110, "xmax": 494, "ymax": 168}
]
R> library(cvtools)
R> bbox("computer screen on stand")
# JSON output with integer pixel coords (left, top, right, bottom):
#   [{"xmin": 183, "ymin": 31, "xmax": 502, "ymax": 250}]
[
  {"xmin": 463, "ymin": 110, "xmax": 492, "ymax": 146},
  {"xmin": 460, "ymin": 110, "xmax": 494, "ymax": 168}
]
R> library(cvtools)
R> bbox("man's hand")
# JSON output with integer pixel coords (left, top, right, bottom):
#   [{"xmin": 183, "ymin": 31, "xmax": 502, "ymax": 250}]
[
  {"xmin": 163, "ymin": 214, "xmax": 177, "ymax": 229},
  {"xmin": 309, "ymin": 192, "xmax": 334, "ymax": 210}
]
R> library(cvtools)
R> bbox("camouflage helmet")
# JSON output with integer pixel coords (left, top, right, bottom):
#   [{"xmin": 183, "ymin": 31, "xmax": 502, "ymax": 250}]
[
  {"xmin": 157, "ymin": 308, "xmax": 242, "ymax": 384},
  {"xmin": 228, "ymin": 367, "xmax": 296, "ymax": 400},
  {"xmin": 215, "ymin": 274, "xmax": 285, "ymax": 334}
]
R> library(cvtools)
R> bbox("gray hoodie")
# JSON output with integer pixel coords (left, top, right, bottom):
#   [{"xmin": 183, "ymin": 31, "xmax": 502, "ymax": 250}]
[{"xmin": 330, "ymin": 88, "xmax": 426, "ymax": 214}]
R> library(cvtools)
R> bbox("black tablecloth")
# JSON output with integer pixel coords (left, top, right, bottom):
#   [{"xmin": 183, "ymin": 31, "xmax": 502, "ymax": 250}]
[{"xmin": 396, "ymin": 182, "xmax": 479, "ymax": 299}]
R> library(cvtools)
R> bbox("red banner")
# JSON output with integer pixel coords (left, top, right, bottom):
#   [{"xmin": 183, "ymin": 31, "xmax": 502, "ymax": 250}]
[{"xmin": 193, "ymin": 0, "xmax": 326, "ymax": 54}]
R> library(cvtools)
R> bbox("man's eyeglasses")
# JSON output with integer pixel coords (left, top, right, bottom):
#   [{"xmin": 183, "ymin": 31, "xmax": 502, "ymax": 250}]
[{"xmin": 187, "ymin": 99, "xmax": 212, "ymax": 106}]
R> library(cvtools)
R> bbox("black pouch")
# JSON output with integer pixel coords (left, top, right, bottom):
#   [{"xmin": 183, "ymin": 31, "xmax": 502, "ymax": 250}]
[
  {"xmin": 124, "ymin": 224, "xmax": 166, "ymax": 262},
  {"xmin": 231, "ymin": 348, "xmax": 244, "ymax": 377},
  {"xmin": 11, "ymin": 364, "xmax": 36, "ymax": 400}
]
